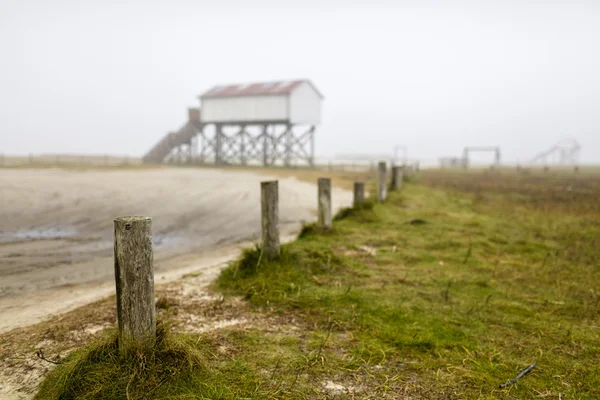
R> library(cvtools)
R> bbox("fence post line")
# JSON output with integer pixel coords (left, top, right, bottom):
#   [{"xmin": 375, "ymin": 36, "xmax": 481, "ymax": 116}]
[
  {"xmin": 113, "ymin": 216, "xmax": 156, "ymax": 355},
  {"xmin": 353, "ymin": 181, "xmax": 365, "ymax": 208},
  {"xmin": 377, "ymin": 161, "xmax": 387, "ymax": 202},
  {"xmin": 391, "ymin": 166, "xmax": 403, "ymax": 190},
  {"xmin": 318, "ymin": 177, "xmax": 332, "ymax": 229},
  {"xmin": 261, "ymin": 180, "xmax": 280, "ymax": 259}
]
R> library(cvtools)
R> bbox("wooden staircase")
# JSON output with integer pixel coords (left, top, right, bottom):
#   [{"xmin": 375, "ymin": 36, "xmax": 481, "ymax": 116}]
[{"xmin": 142, "ymin": 109, "xmax": 202, "ymax": 164}]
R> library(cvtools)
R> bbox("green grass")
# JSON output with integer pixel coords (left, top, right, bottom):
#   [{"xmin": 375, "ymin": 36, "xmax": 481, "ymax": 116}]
[
  {"xmin": 34, "ymin": 323, "xmax": 208, "ymax": 400},
  {"xmin": 217, "ymin": 173, "xmax": 600, "ymax": 398},
  {"xmin": 36, "ymin": 171, "xmax": 600, "ymax": 399}
]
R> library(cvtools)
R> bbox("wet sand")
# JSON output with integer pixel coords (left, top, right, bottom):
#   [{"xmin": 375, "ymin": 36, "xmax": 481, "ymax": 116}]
[{"xmin": 0, "ymin": 167, "xmax": 352, "ymax": 333}]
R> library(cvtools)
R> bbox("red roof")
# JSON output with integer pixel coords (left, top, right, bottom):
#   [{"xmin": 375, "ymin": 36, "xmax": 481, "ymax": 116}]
[{"xmin": 199, "ymin": 79, "xmax": 323, "ymax": 99}]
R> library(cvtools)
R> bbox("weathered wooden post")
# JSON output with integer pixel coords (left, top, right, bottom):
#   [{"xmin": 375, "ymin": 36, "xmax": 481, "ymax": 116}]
[
  {"xmin": 391, "ymin": 166, "xmax": 403, "ymax": 190},
  {"xmin": 114, "ymin": 216, "xmax": 156, "ymax": 355},
  {"xmin": 318, "ymin": 178, "xmax": 332, "ymax": 229},
  {"xmin": 377, "ymin": 161, "xmax": 387, "ymax": 202},
  {"xmin": 261, "ymin": 180, "xmax": 280, "ymax": 259},
  {"xmin": 353, "ymin": 181, "xmax": 365, "ymax": 208}
]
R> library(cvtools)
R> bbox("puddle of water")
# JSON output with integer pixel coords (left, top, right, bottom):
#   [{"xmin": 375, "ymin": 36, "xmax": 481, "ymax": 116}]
[
  {"xmin": 0, "ymin": 226, "xmax": 78, "ymax": 242},
  {"xmin": 70, "ymin": 233, "xmax": 186, "ymax": 253},
  {"xmin": 0, "ymin": 225, "xmax": 187, "ymax": 254},
  {"xmin": 153, "ymin": 233, "xmax": 186, "ymax": 250}
]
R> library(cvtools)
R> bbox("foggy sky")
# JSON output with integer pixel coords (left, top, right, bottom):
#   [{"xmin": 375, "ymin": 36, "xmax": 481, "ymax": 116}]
[{"xmin": 1, "ymin": 0, "xmax": 599, "ymax": 165}]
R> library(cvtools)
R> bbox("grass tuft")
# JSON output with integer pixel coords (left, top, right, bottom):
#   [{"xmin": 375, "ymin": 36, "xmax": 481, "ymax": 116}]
[
  {"xmin": 34, "ymin": 322, "xmax": 207, "ymax": 400},
  {"xmin": 333, "ymin": 199, "xmax": 378, "ymax": 223},
  {"xmin": 155, "ymin": 295, "xmax": 179, "ymax": 311}
]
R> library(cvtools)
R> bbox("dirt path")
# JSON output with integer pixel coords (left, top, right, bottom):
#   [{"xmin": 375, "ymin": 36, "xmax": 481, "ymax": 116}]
[{"xmin": 0, "ymin": 167, "xmax": 352, "ymax": 333}]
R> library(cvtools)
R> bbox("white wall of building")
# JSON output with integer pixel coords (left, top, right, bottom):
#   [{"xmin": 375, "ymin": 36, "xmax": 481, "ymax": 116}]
[
  {"xmin": 200, "ymin": 82, "xmax": 321, "ymax": 124},
  {"xmin": 201, "ymin": 95, "xmax": 289, "ymax": 123},
  {"xmin": 289, "ymin": 82, "xmax": 321, "ymax": 125}
]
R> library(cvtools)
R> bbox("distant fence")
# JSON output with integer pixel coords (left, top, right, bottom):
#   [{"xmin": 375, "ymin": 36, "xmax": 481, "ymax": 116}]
[
  {"xmin": 3, "ymin": 153, "xmax": 583, "ymax": 174},
  {"xmin": 0, "ymin": 153, "xmax": 423, "ymax": 173},
  {"xmin": 0, "ymin": 154, "xmax": 141, "ymax": 167},
  {"xmin": 112, "ymin": 161, "xmax": 405, "ymax": 352},
  {"xmin": 162, "ymin": 156, "xmax": 387, "ymax": 172}
]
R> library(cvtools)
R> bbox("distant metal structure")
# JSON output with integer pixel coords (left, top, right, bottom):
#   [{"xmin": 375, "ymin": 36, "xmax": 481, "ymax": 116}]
[
  {"xmin": 462, "ymin": 146, "xmax": 501, "ymax": 169},
  {"xmin": 529, "ymin": 138, "xmax": 581, "ymax": 166},
  {"xmin": 143, "ymin": 79, "xmax": 323, "ymax": 167}
]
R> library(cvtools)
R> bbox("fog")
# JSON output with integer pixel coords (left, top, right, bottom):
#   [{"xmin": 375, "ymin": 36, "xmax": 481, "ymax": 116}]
[{"xmin": 1, "ymin": 0, "xmax": 599, "ymax": 165}]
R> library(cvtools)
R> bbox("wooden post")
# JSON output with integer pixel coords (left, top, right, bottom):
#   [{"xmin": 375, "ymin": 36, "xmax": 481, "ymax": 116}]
[
  {"xmin": 353, "ymin": 181, "xmax": 365, "ymax": 208},
  {"xmin": 240, "ymin": 125, "xmax": 247, "ymax": 166},
  {"xmin": 284, "ymin": 124, "xmax": 292, "ymax": 167},
  {"xmin": 216, "ymin": 123, "xmax": 223, "ymax": 165},
  {"xmin": 309, "ymin": 126, "xmax": 315, "ymax": 167},
  {"xmin": 377, "ymin": 161, "xmax": 387, "ymax": 202},
  {"xmin": 261, "ymin": 181, "xmax": 280, "ymax": 259},
  {"xmin": 318, "ymin": 178, "xmax": 332, "ymax": 229},
  {"xmin": 113, "ymin": 216, "xmax": 156, "ymax": 355},
  {"xmin": 391, "ymin": 166, "xmax": 403, "ymax": 190}
]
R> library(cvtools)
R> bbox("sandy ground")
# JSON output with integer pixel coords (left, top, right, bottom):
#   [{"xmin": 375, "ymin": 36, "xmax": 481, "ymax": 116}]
[
  {"xmin": 0, "ymin": 235, "xmax": 304, "ymax": 400},
  {"xmin": 0, "ymin": 167, "xmax": 352, "ymax": 334}
]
